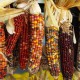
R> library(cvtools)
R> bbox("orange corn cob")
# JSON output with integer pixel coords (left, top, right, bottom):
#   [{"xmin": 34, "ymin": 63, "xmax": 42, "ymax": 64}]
[{"xmin": 28, "ymin": 14, "xmax": 44, "ymax": 74}]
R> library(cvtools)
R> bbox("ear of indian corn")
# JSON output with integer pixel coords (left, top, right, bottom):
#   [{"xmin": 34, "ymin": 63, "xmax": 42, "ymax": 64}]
[
  {"xmin": 28, "ymin": 14, "xmax": 44, "ymax": 74},
  {"xmin": 45, "ymin": 26, "xmax": 60, "ymax": 77},
  {"xmin": 45, "ymin": 0, "xmax": 60, "ymax": 78},
  {"xmin": 19, "ymin": 13, "xmax": 29, "ymax": 70},
  {"xmin": 6, "ymin": 14, "xmax": 24, "ymax": 70},
  {"xmin": 0, "ymin": 22, "xmax": 7, "ymax": 79},
  {"xmin": 59, "ymin": 22, "xmax": 74, "ymax": 79}
]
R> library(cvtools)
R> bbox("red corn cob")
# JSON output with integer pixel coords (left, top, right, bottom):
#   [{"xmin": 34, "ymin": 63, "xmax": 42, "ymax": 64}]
[
  {"xmin": 6, "ymin": 14, "xmax": 24, "ymax": 69},
  {"xmin": 0, "ymin": 25, "xmax": 7, "ymax": 79},
  {"xmin": 59, "ymin": 22, "xmax": 74, "ymax": 79},
  {"xmin": 6, "ymin": 14, "xmax": 24, "ymax": 55},
  {"xmin": 19, "ymin": 13, "xmax": 29, "ymax": 70}
]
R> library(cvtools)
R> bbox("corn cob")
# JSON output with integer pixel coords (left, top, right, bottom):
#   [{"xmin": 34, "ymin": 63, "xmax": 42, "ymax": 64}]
[
  {"xmin": 28, "ymin": 14, "xmax": 44, "ymax": 74},
  {"xmin": 6, "ymin": 14, "xmax": 24, "ymax": 55},
  {"xmin": 59, "ymin": 22, "xmax": 74, "ymax": 79},
  {"xmin": 6, "ymin": 14, "xmax": 24, "ymax": 69},
  {"xmin": 45, "ymin": 26, "xmax": 60, "ymax": 77},
  {"xmin": 76, "ymin": 26, "xmax": 80, "ymax": 71},
  {"xmin": 0, "ymin": 23, "xmax": 7, "ymax": 79},
  {"xmin": 19, "ymin": 13, "xmax": 29, "ymax": 70}
]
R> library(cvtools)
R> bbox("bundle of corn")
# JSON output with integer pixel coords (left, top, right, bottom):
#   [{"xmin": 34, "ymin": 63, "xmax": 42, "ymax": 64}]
[
  {"xmin": 53, "ymin": 0, "xmax": 80, "ymax": 79},
  {"xmin": 0, "ymin": 23, "xmax": 7, "ymax": 79},
  {"xmin": 28, "ymin": 0, "xmax": 44, "ymax": 74},
  {"xmin": 46, "ymin": 0, "xmax": 80, "ymax": 79},
  {"xmin": 45, "ymin": 0, "xmax": 60, "ymax": 78}
]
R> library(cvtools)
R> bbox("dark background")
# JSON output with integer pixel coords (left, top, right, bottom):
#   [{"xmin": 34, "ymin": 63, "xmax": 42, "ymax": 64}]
[{"xmin": 70, "ymin": 7, "xmax": 80, "ymax": 68}]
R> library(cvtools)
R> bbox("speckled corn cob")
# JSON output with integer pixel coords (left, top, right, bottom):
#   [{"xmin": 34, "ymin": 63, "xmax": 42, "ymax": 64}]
[
  {"xmin": 45, "ymin": 26, "xmax": 60, "ymax": 77},
  {"xmin": 28, "ymin": 14, "xmax": 44, "ymax": 74}
]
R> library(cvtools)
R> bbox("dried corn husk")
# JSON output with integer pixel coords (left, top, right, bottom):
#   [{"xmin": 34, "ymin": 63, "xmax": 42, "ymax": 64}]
[
  {"xmin": 0, "ymin": 8, "xmax": 24, "ymax": 22},
  {"xmin": 0, "ymin": 0, "xmax": 17, "ymax": 8},
  {"xmin": 45, "ymin": 0, "xmax": 59, "ymax": 29},
  {"xmin": 53, "ymin": 0, "xmax": 80, "ymax": 9},
  {"xmin": 17, "ymin": 0, "xmax": 26, "ymax": 3},
  {"xmin": 0, "ymin": 8, "xmax": 24, "ymax": 17},
  {"xmin": 46, "ymin": 0, "xmax": 73, "ymax": 27},
  {"xmin": 30, "ymin": 1, "xmax": 41, "ymax": 14},
  {"xmin": 6, "ymin": 18, "xmax": 15, "ymax": 34},
  {"xmin": 17, "ymin": 0, "xmax": 32, "ymax": 10},
  {"xmin": 59, "ymin": 9, "xmax": 72, "ymax": 24},
  {"xmin": 17, "ymin": 2, "xmax": 27, "ymax": 9}
]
